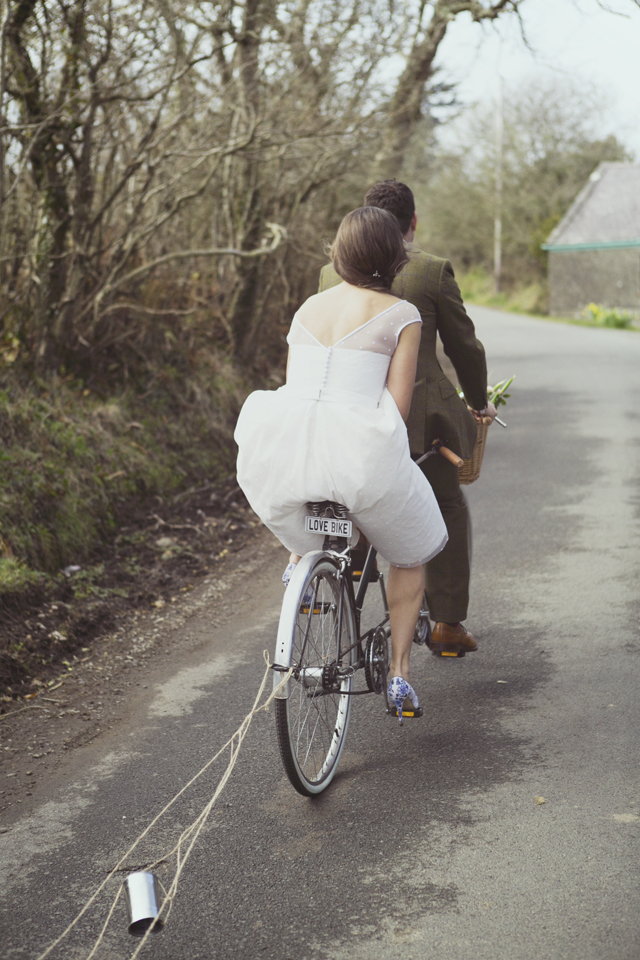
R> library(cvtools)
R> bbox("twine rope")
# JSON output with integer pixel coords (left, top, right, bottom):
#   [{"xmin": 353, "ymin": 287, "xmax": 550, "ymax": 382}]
[{"xmin": 35, "ymin": 653, "xmax": 291, "ymax": 960}]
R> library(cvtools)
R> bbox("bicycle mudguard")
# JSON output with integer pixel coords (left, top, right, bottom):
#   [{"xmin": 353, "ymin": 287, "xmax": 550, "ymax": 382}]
[{"xmin": 272, "ymin": 551, "xmax": 339, "ymax": 698}]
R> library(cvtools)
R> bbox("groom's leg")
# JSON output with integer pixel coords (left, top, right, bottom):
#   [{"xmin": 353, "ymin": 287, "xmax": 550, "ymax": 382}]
[{"xmin": 419, "ymin": 454, "xmax": 470, "ymax": 625}]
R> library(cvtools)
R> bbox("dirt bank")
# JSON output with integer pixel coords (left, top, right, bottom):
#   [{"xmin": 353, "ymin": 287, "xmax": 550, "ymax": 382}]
[{"xmin": 0, "ymin": 485, "xmax": 285, "ymax": 819}]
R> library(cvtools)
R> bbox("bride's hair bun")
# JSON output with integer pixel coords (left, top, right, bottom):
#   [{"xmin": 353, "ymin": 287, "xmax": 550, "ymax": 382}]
[{"xmin": 330, "ymin": 207, "xmax": 408, "ymax": 291}]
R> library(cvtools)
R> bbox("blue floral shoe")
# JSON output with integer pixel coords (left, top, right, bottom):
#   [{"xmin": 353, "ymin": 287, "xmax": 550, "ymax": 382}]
[
  {"xmin": 282, "ymin": 563, "xmax": 296, "ymax": 588},
  {"xmin": 282, "ymin": 563, "xmax": 313, "ymax": 604},
  {"xmin": 387, "ymin": 676, "xmax": 422, "ymax": 725}
]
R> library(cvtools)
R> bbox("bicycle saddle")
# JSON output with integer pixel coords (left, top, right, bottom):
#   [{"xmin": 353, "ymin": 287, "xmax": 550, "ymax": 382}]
[{"xmin": 306, "ymin": 501, "xmax": 349, "ymax": 520}]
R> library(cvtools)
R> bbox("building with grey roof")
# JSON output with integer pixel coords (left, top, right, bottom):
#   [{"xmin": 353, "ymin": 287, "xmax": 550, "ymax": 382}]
[{"xmin": 542, "ymin": 162, "xmax": 640, "ymax": 317}]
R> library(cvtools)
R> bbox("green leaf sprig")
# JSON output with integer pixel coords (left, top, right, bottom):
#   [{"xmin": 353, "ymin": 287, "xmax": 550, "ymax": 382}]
[
  {"xmin": 487, "ymin": 376, "xmax": 514, "ymax": 409},
  {"xmin": 457, "ymin": 375, "xmax": 514, "ymax": 409}
]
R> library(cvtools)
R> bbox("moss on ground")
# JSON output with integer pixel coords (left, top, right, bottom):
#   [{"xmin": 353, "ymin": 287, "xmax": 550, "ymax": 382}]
[{"xmin": 0, "ymin": 558, "xmax": 47, "ymax": 604}]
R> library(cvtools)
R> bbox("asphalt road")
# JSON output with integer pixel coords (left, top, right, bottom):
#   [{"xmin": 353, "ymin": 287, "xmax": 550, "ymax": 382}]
[{"xmin": 1, "ymin": 307, "xmax": 639, "ymax": 960}]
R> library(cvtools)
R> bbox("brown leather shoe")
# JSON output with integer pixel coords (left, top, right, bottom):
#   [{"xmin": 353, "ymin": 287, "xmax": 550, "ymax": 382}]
[{"xmin": 430, "ymin": 622, "xmax": 478, "ymax": 657}]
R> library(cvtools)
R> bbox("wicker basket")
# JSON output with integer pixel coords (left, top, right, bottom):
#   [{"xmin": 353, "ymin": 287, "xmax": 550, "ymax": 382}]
[{"xmin": 459, "ymin": 417, "xmax": 492, "ymax": 485}]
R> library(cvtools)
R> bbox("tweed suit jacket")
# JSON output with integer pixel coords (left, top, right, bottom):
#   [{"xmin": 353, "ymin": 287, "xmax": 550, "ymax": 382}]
[{"xmin": 319, "ymin": 248, "xmax": 487, "ymax": 460}]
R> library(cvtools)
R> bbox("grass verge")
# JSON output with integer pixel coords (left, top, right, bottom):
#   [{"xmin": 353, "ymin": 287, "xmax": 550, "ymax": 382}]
[
  {"xmin": 0, "ymin": 358, "xmax": 245, "ymax": 581},
  {"xmin": 0, "ymin": 349, "xmax": 266, "ymax": 696},
  {"xmin": 458, "ymin": 268, "xmax": 548, "ymax": 316},
  {"xmin": 458, "ymin": 267, "xmax": 639, "ymax": 331}
]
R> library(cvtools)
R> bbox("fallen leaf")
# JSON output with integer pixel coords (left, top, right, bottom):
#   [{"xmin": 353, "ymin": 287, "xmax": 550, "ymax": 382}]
[{"xmin": 535, "ymin": 796, "xmax": 546, "ymax": 805}]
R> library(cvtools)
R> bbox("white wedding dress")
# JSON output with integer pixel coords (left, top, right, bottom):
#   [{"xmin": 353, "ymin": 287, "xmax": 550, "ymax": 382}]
[{"xmin": 234, "ymin": 300, "xmax": 447, "ymax": 567}]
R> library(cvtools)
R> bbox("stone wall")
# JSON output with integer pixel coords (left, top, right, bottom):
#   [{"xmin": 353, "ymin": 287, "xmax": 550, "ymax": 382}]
[{"xmin": 548, "ymin": 248, "xmax": 640, "ymax": 316}]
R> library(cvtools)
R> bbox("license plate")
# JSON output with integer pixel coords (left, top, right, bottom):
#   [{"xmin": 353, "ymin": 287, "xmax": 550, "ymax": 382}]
[{"xmin": 305, "ymin": 516, "xmax": 352, "ymax": 537}]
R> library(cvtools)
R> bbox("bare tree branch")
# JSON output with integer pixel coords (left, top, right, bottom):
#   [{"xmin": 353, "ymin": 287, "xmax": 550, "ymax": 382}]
[
  {"xmin": 372, "ymin": 0, "xmax": 525, "ymax": 179},
  {"xmin": 102, "ymin": 223, "xmax": 286, "ymax": 294}
]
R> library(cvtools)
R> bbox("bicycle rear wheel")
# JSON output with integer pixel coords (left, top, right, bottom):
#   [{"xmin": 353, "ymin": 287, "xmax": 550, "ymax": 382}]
[{"xmin": 275, "ymin": 557, "xmax": 356, "ymax": 796}]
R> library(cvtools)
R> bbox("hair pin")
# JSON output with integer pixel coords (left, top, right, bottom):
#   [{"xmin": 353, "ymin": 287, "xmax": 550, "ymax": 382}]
[{"xmin": 373, "ymin": 270, "xmax": 380, "ymax": 277}]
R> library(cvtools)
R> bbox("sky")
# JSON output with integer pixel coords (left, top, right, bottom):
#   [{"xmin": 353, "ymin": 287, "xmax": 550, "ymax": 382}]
[{"xmin": 432, "ymin": 0, "xmax": 640, "ymax": 157}]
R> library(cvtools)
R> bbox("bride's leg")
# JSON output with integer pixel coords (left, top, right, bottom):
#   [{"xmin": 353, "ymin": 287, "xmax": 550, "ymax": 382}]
[{"xmin": 387, "ymin": 564, "xmax": 424, "ymax": 683}]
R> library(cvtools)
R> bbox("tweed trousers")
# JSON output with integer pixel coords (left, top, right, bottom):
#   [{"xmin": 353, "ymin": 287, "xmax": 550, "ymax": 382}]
[{"xmin": 419, "ymin": 453, "xmax": 470, "ymax": 624}]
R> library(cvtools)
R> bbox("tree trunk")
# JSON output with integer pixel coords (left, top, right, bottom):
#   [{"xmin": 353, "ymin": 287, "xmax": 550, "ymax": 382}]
[
  {"xmin": 227, "ymin": 0, "xmax": 266, "ymax": 360},
  {"xmin": 6, "ymin": 0, "xmax": 85, "ymax": 372},
  {"xmin": 371, "ymin": 8, "xmax": 449, "ymax": 181},
  {"xmin": 372, "ymin": 0, "xmax": 521, "ymax": 181}
]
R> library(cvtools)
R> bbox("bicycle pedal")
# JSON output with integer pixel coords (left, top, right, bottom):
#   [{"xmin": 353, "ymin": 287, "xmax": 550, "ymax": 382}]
[
  {"xmin": 300, "ymin": 603, "xmax": 330, "ymax": 614},
  {"xmin": 431, "ymin": 648, "xmax": 465, "ymax": 658},
  {"xmin": 386, "ymin": 706, "xmax": 424, "ymax": 719}
]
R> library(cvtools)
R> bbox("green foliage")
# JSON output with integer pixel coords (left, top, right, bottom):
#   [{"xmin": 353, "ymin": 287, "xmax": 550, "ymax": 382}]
[
  {"xmin": 0, "ymin": 357, "xmax": 245, "ymax": 588},
  {"xmin": 0, "ymin": 331, "xmax": 20, "ymax": 366},
  {"xmin": 458, "ymin": 267, "xmax": 547, "ymax": 315},
  {"xmin": 0, "ymin": 558, "xmax": 46, "ymax": 595},
  {"xmin": 528, "ymin": 213, "xmax": 561, "ymax": 269},
  {"xmin": 67, "ymin": 564, "xmax": 130, "ymax": 600},
  {"xmin": 580, "ymin": 303, "xmax": 635, "ymax": 329}
]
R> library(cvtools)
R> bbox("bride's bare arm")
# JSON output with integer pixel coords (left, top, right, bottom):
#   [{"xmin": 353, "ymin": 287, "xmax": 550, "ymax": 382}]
[{"xmin": 386, "ymin": 323, "xmax": 421, "ymax": 421}]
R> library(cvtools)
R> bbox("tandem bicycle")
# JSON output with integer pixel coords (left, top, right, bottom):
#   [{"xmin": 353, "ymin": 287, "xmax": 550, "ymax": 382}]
[{"xmin": 270, "ymin": 441, "xmax": 462, "ymax": 797}]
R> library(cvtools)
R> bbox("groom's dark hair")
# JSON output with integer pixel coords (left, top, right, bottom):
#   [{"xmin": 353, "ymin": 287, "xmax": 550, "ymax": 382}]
[{"xmin": 364, "ymin": 180, "xmax": 415, "ymax": 235}]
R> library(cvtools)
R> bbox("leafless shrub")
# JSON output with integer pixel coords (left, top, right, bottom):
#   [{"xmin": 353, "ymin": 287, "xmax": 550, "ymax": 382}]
[{"xmin": 0, "ymin": 1, "xmax": 528, "ymax": 379}]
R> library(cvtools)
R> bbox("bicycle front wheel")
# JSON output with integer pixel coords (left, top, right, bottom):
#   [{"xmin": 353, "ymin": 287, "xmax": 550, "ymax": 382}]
[{"xmin": 275, "ymin": 557, "xmax": 356, "ymax": 796}]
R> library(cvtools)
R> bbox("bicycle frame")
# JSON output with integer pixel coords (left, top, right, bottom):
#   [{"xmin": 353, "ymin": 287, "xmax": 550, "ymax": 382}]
[{"xmin": 272, "ymin": 536, "xmax": 389, "ymax": 699}]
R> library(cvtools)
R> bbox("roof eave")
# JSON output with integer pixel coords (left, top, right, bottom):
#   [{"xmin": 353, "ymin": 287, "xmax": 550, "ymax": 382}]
[{"xmin": 541, "ymin": 239, "xmax": 640, "ymax": 252}]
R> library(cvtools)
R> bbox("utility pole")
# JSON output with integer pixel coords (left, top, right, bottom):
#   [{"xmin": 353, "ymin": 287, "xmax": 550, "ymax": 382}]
[{"xmin": 494, "ymin": 75, "xmax": 503, "ymax": 294}]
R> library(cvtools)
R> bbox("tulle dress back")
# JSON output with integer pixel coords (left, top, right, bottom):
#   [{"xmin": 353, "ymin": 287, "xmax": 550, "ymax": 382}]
[{"xmin": 234, "ymin": 300, "xmax": 447, "ymax": 567}]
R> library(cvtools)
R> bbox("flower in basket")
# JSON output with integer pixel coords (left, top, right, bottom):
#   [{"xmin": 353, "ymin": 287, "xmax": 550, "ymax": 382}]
[
  {"xmin": 487, "ymin": 377, "xmax": 514, "ymax": 409},
  {"xmin": 453, "ymin": 376, "xmax": 514, "ymax": 483},
  {"xmin": 458, "ymin": 376, "xmax": 514, "ymax": 429}
]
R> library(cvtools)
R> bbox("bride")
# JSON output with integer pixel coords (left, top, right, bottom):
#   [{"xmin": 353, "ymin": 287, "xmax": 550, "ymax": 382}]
[{"xmin": 234, "ymin": 206, "xmax": 448, "ymax": 720}]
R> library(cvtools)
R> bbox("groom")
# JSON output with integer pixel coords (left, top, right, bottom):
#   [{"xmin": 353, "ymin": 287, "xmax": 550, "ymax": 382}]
[{"xmin": 319, "ymin": 179, "xmax": 491, "ymax": 655}]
